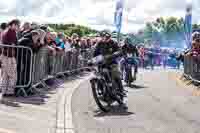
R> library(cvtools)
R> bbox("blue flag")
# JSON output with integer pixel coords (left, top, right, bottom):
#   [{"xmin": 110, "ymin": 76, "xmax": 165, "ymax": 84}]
[
  {"xmin": 114, "ymin": 0, "xmax": 124, "ymax": 33},
  {"xmin": 184, "ymin": 5, "xmax": 192, "ymax": 48}
]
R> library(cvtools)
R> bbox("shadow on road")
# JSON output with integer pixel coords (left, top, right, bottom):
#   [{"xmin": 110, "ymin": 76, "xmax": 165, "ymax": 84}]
[
  {"xmin": 125, "ymin": 84, "xmax": 148, "ymax": 89},
  {"xmin": 1, "ymin": 72, "xmax": 89, "ymax": 107},
  {"xmin": 0, "ymin": 99, "xmax": 21, "ymax": 107},
  {"xmin": 93, "ymin": 105, "xmax": 134, "ymax": 117}
]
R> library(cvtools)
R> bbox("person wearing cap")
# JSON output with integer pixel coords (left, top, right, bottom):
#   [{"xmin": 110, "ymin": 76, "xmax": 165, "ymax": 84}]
[
  {"xmin": 55, "ymin": 32, "xmax": 65, "ymax": 51},
  {"xmin": 71, "ymin": 33, "xmax": 78, "ymax": 40},
  {"xmin": 18, "ymin": 22, "xmax": 31, "ymax": 39},
  {"xmin": 120, "ymin": 37, "xmax": 139, "ymax": 81},
  {"xmin": 71, "ymin": 34, "xmax": 81, "ymax": 50},
  {"xmin": 40, "ymin": 25, "xmax": 48, "ymax": 32}
]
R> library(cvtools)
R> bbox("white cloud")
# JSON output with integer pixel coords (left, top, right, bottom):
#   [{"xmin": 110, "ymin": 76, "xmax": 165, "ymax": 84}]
[{"xmin": 0, "ymin": 0, "xmax": 199, "ymax": 33}]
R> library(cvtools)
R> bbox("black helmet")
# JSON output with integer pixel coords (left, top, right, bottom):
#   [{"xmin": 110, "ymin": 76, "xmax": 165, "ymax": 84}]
[
  {"xmin": 105, "ymin": 32, "xmax": 111, "ymax": 39},
  {"xmin": 100, "ymin": 30, "xmax": 111, "ymax": 38},
  {"xmin": 192, "ymin": 32, "xmax": 200, "ymax": 41},
  {"xmin": 0, "ymin": 23, "xmax": 7, "ymax": 30},
  {"xmin": 100, "ymin": 31, "xmax": 106, "ymax": 37},
  {"xmin": 40, "ymin": 25, "xmax": 48, "ymax": 32},
  {"xmin": 124, "ymin": 37, "xmax": 133, "ymax": 45}
]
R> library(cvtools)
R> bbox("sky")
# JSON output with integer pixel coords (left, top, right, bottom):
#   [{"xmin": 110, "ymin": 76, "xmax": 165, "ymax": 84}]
[{"xmin": 0, "ymin": 0, "xmax": 199, "ymax": 33}]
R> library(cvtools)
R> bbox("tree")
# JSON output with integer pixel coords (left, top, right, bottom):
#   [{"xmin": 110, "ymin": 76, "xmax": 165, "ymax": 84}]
[
  {"xmin": 141, "ymin": 17, "xmax": 186, "ymax": 47},
  {"xmin": 193, "ymin": 24, "xmax": 200, "ymax": 29},
  {"xmin": 48, "ymin": 24, "xmax": 98, "ymax": 37}
]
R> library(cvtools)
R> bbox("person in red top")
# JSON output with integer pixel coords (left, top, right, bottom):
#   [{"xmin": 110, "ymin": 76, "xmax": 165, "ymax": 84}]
[{"xmin": 2, "ymin": 19, "xmax": 20, "ymax": 45}]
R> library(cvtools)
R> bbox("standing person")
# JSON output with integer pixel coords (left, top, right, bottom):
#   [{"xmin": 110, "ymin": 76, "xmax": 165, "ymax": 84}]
[
  {"xmin": 55, "ymin": 32, "xmax": 65, "ymax": 51},
  {"xmin": 80, "ymin": 38, "xmax": 88, "ymax": 50},
  {"xmin": 148, "ymin": 48, "xmax": 155, "ymax": 70},
  {"xmin": 86, "ymin": 38, "xmax": 92, "ymax": 49},
  {"xmin": 0, "ymin": 23, "xmax": 7, "ymax": 43},
  {"xmin": 1, "ymin": 19, "xmax": 20, "ymax": 96},
  {"xmin": 176, "ymin": 51, "xmax": 181, "ymax": 69},
  {"xmin": 120, "ymin": 37, "xmax": 139, "ymax": 81},
  {"xmin": 45, "ymin": 32, "xmax": 57, "ymax": 75},
  {"xmin": 71, "ymin": 33, "xmax": 81, "ymax": 50},
  {"xmin": 2, "ymin": 19, "xmax": 20, "ymax": 45},
  {"xmin": 71, "ymin": 38, "xmax": 81, "ymax": 50},
  {"xmin": 162, "ymin": 49, "xmax": 168, "ymax": 69},
  {"xmin": 17, "ymin": 30, "xmax": 41, "ymax": 94},
  {"xmin": 64, "ymin": 37, "xmax": 72, "ymax": 51},
  {"xmin": 139, "ymin": 47, "xmax": 145, "ymax": 68},
  {"xmin": 18, "ymin": 22, "xmax": 31, "ymax": 39},
  {"xmin": 143, "ymin": 47, "xmax": 149, "ymax": 69}
]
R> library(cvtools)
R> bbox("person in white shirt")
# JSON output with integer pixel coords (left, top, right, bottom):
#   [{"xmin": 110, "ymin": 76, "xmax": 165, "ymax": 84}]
[{"xmin": 65, "ymin": 37, "xmax": 72, "ymax": 52}]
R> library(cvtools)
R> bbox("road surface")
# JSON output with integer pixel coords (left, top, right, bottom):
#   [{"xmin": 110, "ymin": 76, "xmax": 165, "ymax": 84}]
[
  {"xmin": 0, "ymin": 73, "xmax": 90, "ymax": 133},
  {"xmin": 71, "ymin": 69, "xmax": 200, "ymax": 133}
]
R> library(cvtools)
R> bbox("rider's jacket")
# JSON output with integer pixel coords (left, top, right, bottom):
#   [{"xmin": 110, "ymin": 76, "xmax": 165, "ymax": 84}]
[
  {"xmin": 94, "ymin": 39, "xmax": 119, "ymax": 64},
  {"xmin": 122, "ymin": 44, "xmax": 139, "ymax": 57}
]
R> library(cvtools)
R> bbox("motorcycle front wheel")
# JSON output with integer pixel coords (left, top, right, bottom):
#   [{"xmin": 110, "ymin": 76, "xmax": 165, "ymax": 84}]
[{"xmin": 90, "ymin": 79, "xmax": 111, "ymax": 112}]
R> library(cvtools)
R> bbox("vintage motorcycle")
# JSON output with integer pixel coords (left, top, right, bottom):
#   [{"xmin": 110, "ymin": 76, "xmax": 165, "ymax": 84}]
[
  {"xmin": 122, "ymin": 53, "xmax": 138, "ymax": 87},
  {"xmin": 88, "ymin": 52, "xmax": 127, "ymax": 112}
]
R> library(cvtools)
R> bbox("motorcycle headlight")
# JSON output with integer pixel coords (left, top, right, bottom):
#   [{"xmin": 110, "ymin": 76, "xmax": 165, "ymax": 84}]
[{"xmin": 92, "ymin": 55, "xmax": 104, "ymax": 64}]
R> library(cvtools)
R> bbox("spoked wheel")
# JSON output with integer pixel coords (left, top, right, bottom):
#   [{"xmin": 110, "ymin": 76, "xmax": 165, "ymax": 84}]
[{"xmin": 90, "ymin": 79, "xmax": 111, "ymax": 112}]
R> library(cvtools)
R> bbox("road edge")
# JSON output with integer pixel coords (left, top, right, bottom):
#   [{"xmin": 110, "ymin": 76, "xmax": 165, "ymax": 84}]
[{"xmin": 64, "ymin": 74, "xmax": 92, "ymax": 133}]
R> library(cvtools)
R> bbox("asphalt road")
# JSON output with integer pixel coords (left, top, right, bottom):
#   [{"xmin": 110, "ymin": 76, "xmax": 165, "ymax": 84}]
[
  {"xmin": 71, "ymin": 69, "xmax": 200, "ymax": 133},
  {"xmin": 0, "ymin": 73, "xmax": 90, "ymax": 133}
]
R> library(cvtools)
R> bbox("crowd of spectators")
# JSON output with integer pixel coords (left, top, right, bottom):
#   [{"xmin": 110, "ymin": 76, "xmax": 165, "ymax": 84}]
[
  {"xmin": 138, "ymin": 45, "xmax": 181, "ymax": 69},
  {"xmin": 0, "ymin": 19, "xmax": 97, "ymax": 97}
]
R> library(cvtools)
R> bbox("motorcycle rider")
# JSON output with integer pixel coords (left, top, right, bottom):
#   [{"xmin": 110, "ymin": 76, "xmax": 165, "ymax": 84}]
[
  {"xmin": 93, "ymin": 31, "xmax": 127, "ymax": 108},
  {"xmin": 120, "ymin": 37, "xmax": 139, "ymax": 81}
]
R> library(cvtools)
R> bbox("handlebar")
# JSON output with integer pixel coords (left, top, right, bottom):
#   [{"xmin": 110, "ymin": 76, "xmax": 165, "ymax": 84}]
[{"xmin": 87, "ymin": 51, "xmax": 123, "ymax": 66}]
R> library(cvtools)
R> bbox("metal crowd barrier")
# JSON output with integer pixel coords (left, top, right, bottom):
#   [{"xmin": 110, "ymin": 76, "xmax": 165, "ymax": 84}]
[
  {"xmin": 30, "ymin": 47, "xmax": 94, "ymax": 95},
  {"xmin": 0, "ymin": 44, "xmax": 94, "ymax": 97},
  {"xmin": 183, "ymin": 55, "xmax": 200, "ymax": 83},
  {"xmin": 0, "ymin": 44, "xmax": 33, "ymax": 96}
]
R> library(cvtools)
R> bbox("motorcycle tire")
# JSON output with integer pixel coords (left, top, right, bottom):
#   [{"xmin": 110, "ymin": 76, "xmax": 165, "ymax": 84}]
[{"xmin": 90, "ymin": 79, "xmax": 110, "ymax": 112}]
